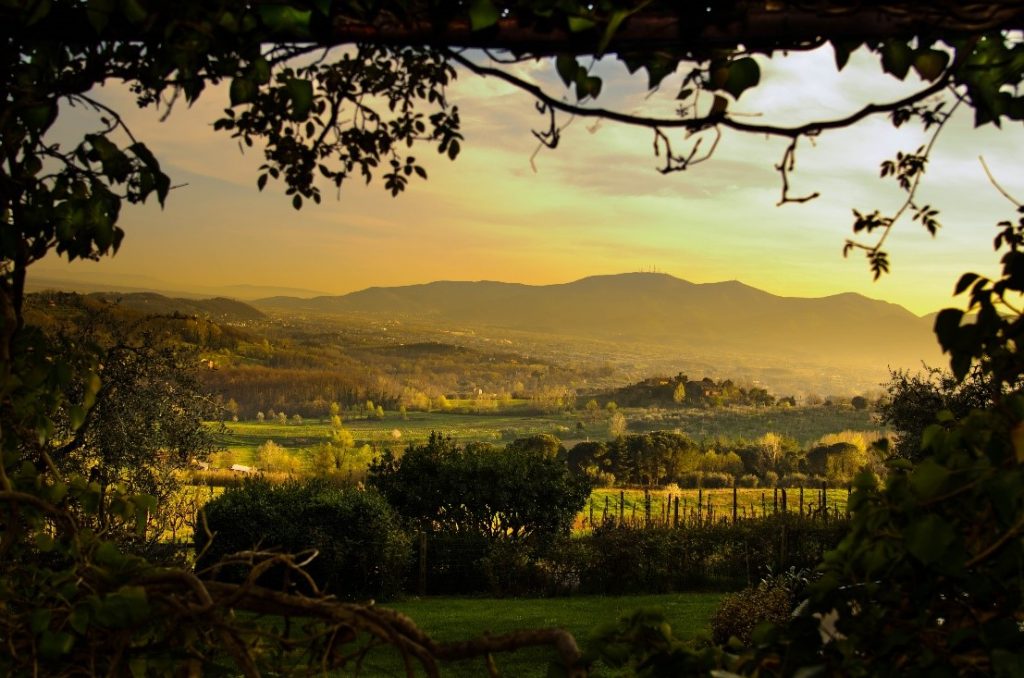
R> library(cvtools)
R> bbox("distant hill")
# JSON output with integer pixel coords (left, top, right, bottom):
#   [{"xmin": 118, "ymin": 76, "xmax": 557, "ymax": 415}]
[
  {"xmin": 86, "ymin": 292, "xmax": 267, "ymax": 323},
  {"xmin": 255, "ymin": 272, "xmax": 940, "ymax": 370}
]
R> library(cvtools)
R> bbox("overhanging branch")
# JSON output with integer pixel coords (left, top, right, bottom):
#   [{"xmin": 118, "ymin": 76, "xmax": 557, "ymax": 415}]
[{"xmin": 446, "ymin": 49, "xmax": 956, "ymax": 139}]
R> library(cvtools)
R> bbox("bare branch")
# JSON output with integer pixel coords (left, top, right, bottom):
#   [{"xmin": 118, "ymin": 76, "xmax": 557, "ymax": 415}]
[{"xmin": 979, "ymin": 155, "xmax": 1023, "ymax": 207}]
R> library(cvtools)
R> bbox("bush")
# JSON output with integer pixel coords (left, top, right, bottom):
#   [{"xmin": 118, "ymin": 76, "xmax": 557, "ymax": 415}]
[
  {"xmin": 779, "ymin": 472, "xmax": 808, "ymax": 488},
  {"xmin": 737, "ymin": 474, "xmax": 760, "ymax": 488},
  {"xmin": 701, "ymin": 472, "xmax": 734, "ymax": 488},
  {"xmin": 711, "ymin": 580, "xmax": 794, "ymax": 645},
  {"xmin": 369, "ymin": 432, "xmax": 590, "ymax": 595},
  {"xmin": 196, "ymin": 478, "xmax": 411, "ymax": 600}
]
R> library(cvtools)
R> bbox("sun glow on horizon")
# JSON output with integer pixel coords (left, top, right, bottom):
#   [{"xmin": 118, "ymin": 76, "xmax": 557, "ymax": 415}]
[{"xmin": 32, "ymin": 47, "xmax": 1024, "ymax": 317}]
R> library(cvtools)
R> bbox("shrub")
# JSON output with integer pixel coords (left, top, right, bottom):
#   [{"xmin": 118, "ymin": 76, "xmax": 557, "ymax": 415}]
[
  {"xmin": 737, "ymin": 474, "xmax": 760, "ymax": 488},
  {"xmin": 701, "ymin": 472, "xmax": 734, "ymax": 488},
  {"xmin": 196, "ymin": 478, "xmax": 410, "ymax": 601},
  {"xmin": 710, "ymin": 580, "xmax": 794, "ymax": 645},
  {"xmin": 780, "ymin": 472, "xmax": 808, "ymax": 488}
]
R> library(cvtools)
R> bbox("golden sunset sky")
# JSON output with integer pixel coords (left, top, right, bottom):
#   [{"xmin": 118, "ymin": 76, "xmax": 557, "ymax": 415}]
[{"xmin": 34, "ymin": 46, "xmax": 1024, "ymax": 315}]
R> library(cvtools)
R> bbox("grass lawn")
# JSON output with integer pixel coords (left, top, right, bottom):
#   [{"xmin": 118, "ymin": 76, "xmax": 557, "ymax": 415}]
[{"xmin": 352, "ymin": 593, "xmax": 721, "ymax": 677}]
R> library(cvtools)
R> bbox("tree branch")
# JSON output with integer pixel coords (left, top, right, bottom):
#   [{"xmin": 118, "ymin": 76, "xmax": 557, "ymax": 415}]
[{"xmin": 446, "ymin": 49, "xmax": 956, "ymax": 140}]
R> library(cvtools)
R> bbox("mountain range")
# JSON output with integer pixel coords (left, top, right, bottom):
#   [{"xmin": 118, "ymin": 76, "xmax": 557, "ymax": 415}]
[{"xmin": 255, "ymin": 272, "xmax": 942, "ymax": 369}]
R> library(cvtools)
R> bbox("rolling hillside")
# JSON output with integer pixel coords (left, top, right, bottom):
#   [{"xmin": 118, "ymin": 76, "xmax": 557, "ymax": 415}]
[{"xmin": 256, "ymin": 272, "xmax": 940, "ymax": 369}]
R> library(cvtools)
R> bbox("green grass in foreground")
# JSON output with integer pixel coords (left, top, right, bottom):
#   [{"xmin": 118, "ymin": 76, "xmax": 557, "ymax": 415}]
[{"xmin": 354, "ymin": 593, "xmax": 721, "ymax": 677}]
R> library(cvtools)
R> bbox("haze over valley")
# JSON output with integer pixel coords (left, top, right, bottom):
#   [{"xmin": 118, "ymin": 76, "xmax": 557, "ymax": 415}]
[{"xmin": 33, "ymin": 271, "xmax": 942, "ymax": 399}]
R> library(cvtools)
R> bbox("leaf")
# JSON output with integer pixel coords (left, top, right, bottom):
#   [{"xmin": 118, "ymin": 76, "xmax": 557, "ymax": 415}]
[
  {"xmin": 229, "ymin": 77, "xmax": 256, "ymax": 105},
  {"xmin": 69, "ymin": 606, "xmax": 90, "ymax": 635},
  {"xmin": 710, "ymin": 95, "xmax": 729, "ymax": 116},
  {"xmin": 598, "ymin": 9, "xmax": 630, "ymax": 55},
  {"xmin": 905, "ymin": 514, "xmax": 956, "ymax": 565},
  {"xmin": 575, "ymin": 74, "xmax": 602, "ymax": 100},
  {"xmin": 567, "ymin": 16, "xmax": 595, "ymax": 33},
  {"xmin": 721, "ymin": 57, "xmax": 761, "ymax": 99},
  {"xmin": 257, "ymin": 5, "xmax": 311, "ymax": 36},
  {"xmin": 39, "ymin": 630, "xmax": 74, "ymax": 658},
  {"xmin": 910, "ymin": 458, "xmax": 950, "ymax": 498},
  {"xmin": 468, "ymin": 0, "xmax": 499, "ymax": 31},
  {"xmin": 69, "ymin": 405, "xmax": 86, "ymax": 431},
  {"xmin": 881, "ymin": 40, "xmax": 914, "ymax": 80},
  {"xmin": 555, "ymin": 54, "xmax": 579, "ymax": 87},
  {"xmin": 954, "ymin": 272, "xmax": 981, "ymax": 295},
  {"xmin": 934, "ymin": 308, "xmax": 965, "ymax": 352},
  {"xmin": 913, "ymin": 48, "xmax": 951, "ymax": 82},
  {"xmin": 83, "ymin": 371, "xmax": 101, "ymax": 408},
  {"xmin": 832, "ymin": 40, "xmax": 860, "ymax": 71},
  {"xmin": 285, "ymin": 78, "xmax": 313, "ymax": 120},
  {"xmin": 94, "ymin": 586, "xmax": 150, "ymax": 628}
]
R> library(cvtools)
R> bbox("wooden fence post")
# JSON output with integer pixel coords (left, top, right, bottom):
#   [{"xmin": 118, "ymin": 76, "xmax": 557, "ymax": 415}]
[{"xmin": 732, "ymin": 485, "xmax": 738, "ymax": 524}]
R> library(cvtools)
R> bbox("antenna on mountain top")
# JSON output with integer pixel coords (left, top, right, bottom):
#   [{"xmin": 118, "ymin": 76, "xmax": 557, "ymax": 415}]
[{"xmin": 638, "ymin": 265, "xmax": 660, "ymax": 274}]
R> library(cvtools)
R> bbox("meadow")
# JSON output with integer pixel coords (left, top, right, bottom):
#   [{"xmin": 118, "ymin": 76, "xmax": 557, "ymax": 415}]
[
  {"xmin": 211, "ymin": 404, "xmax": 880, "ymax": 470},
  {"xmin": 356, "ymin": 592, "xmax": 721, "ymax": 677}
]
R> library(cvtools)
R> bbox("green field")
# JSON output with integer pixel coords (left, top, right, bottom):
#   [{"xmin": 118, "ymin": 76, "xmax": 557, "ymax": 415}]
[
  {"xmin": 211, "ymin": 405, "xmax": 881, "ymax": 471},
  {"xmin": 355, "ymin": 593, "xmax": 721, "ymax": 677}
]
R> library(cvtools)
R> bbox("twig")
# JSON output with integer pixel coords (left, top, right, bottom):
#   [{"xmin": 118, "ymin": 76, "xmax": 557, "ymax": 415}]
[{"xmin": 979, "ymin": 155, "xmax": 1023, "ymax": 207}]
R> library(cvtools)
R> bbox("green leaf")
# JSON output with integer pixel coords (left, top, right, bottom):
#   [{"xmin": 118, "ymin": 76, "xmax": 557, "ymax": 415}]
[
  {"xmin": 721, "ymin": 57, "xmax": 761, "ymax": 99},
  {"xmin": 94, "ymin": 586, "xmax": 150, "ymax": 628},
  {"xmin": 905, "ymin": 514, "xmax": 956, "ymax": 565},
  {"xmin": 69, "ymin": 606, "xmax": 90, "ymax": 635},
  {"xmin": 575, "ymin": 74, "xmax": 602, "ymax": 100},
  {"xmin": 257, "ymin": 5, "xmax": 311, "ymax": 36},
  {"xmin": 567, "ymin": 16, "xmax": 596, "ymax": 33},
  {"xmin": 251, "ymin": 56, "xmax": 271, "ymax": 85},
  {"xmin": 230, "ymin": 77, "xmax": 256, "ymax": 106},
  {"xmin": 285, "ymin": 78, "xmax": 313, "ymax": 120},
  {"xmin": 39, "ymin": 630, "xmax": 74, "ymax": 658},
  {"xmin": 881, "ymin": 40, "xmax": 914, "ymax": 80},
  {"xmin": 30, "ymin": 608, "xmax": 52, "ymax": 634},
  {"xmin": 910, "ymin": 458, "xmax": 950, "ymax": 498},
  {"xmin": 68, "ymin": 404, "xmax": 86, "ymax": 431},
  {"xmin": 913, "ymin": 48, "xmax": 951, "ymax": 81},
  {"xmin": 555, "ymin": 54, "xmax": 579, "ymax": 87},
  {"xmin": 468, "ymin": 0, "xmax": 499, "ymax": 31},
  {"xmin": 598, "ymin": 9, "xmax": 630, "ymax": 54},
  {"xmin": 95, "ymin": 541, "xmax": 125, "ymax": 567},
  {"xmin": 35, "ymin": 532, "xmax": 55, "ymax": 552}
]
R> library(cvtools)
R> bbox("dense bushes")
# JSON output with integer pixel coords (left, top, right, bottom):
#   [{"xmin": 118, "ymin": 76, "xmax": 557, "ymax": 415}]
[
  {"xmin": 196, "ymin": 478, "xmax": 410, "ymax": 600},
  {"xmin": 369, "ymin": 433, "xmax": 590, "ymax": 594},
  {"xmin": 710, "ymin": 580, "xmax": 793, "ymax": 645}
]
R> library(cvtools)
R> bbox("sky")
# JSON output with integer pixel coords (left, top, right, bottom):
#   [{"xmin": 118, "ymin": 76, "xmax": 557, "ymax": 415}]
[{"xmin": 33, "ymin": 45, "xmax": 1024, "ymax": 316}]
